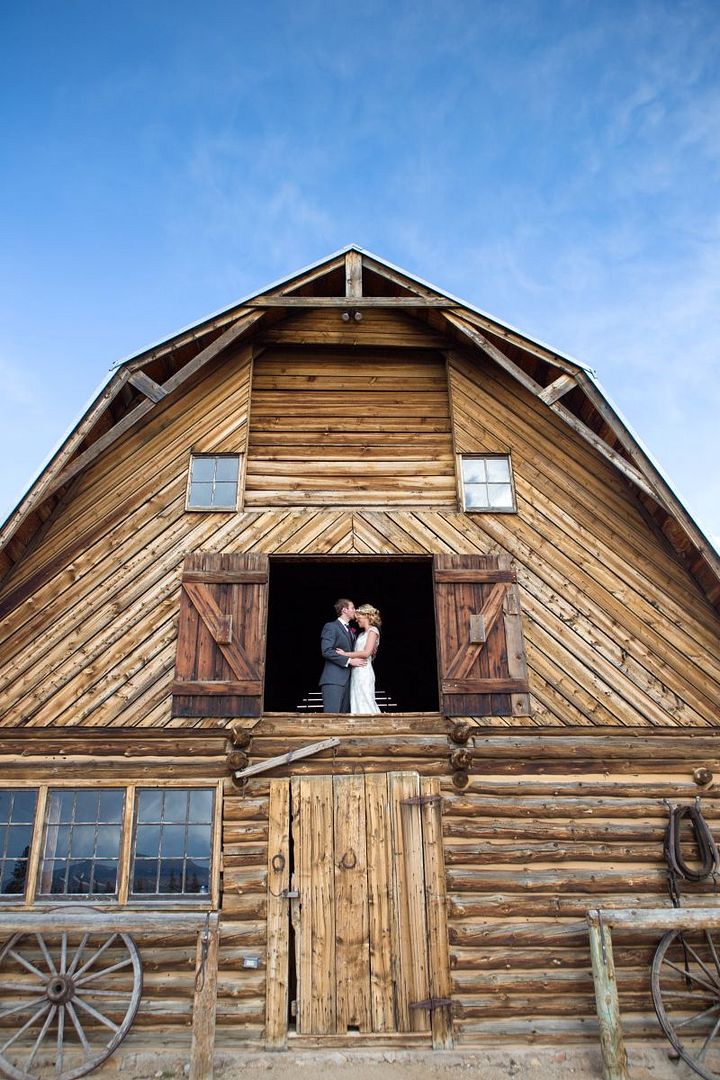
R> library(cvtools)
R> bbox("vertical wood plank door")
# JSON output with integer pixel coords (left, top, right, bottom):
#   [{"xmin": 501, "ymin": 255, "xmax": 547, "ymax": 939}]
[{"xmin": 278, "ymin": 772, "xmax": 453, "ymax": 1047}]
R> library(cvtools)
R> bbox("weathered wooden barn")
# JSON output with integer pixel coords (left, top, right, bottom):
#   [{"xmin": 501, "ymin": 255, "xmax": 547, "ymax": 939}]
[{"xmin": 1, "ymin": 245, "xmax": 720, "ymax": 1077}]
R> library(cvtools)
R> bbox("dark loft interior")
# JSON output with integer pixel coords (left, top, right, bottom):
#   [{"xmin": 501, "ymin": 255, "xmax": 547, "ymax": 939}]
[{"xmin": 264, "ymin": 558, "xmax": 439, "ymax": 712}]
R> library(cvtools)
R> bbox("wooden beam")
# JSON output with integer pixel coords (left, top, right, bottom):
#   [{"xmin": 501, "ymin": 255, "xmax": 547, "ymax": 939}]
[
  {"xmin": 345, "ymin": 250, "xmax": 363, "ymax": 298},
  {"xmin": 444, "ymin": 323, "xmax": 656, "ymax": 498},
  {"xmin": 0, "ymin": 911, "xmax": 212, "ymax": 933},
  {"xmin": 189, "ymin": 913, "xmax": 220, "ymax": 1080},
  {"xmin": 234, "ymin": 737, "xmax": 340, "ymax": 779},
  {"xmin": 128, "ymin": 370, "xmax": 168, "ymax": 403},
  {"xmin": 47, "ymin": 317, "xmax": 261, "ymax": 496},
  {"xmin": 590, "ymin": 908, "xmax": 720, "ymax": 930},
  {"xmin": 0, "ymin": 369, "xmax": 132, "ymax": 553},
  {"xmin": 587, "ymin": 916, "xmax": 628, "ymax": 1080},
  {"xmin": 247, "ymin": 296, "xmax": 454, "ymax": 308},
  {"xmin": 538, "ymin": 373, "xmax": 576, "ymax": 405}
]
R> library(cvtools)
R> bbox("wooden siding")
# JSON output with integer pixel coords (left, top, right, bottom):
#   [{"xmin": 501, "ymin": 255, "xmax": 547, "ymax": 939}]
[{"xmin": 245, "ymin": 347, "xmax": 456, "ymax": 508}]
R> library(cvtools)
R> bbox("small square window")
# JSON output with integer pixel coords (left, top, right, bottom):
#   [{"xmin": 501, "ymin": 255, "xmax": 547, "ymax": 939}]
[
  {"xmin": 130, "ymin": 788, "xmax": 214, "ymax": 898},
  {"xmin": 0, "ymin": 789, "xmax": 37, "ymax": 898},
  {"xmin": 187, "ymin": 455, "xmax": 240, "ymax": 510},
  {"xmin": 461, "ymin": 455, "xmax": 515, "ymax": 512}
]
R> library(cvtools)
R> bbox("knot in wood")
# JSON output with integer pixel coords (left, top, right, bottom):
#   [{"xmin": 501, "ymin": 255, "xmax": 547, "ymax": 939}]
[
  {"xmin": 450, "ymin": 748, "xmax": 472, "ymax": 771},
  {"xmin": 227, "ymin": 750, "xmax": 249, "ymax": 771},
  {"xmin": 693, "ymin": 766, "xmax": 714, "ymax": 786}
]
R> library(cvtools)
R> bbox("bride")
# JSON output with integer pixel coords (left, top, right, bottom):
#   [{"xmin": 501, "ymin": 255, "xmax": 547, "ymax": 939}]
[{"xmin": 335, "ymin": 604, "xmax": 381, "ymax": 714}]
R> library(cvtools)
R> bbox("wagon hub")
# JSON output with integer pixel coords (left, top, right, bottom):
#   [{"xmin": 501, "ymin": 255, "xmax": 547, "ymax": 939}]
[{"xmin": 46, "ymin": 973, "xmax": 75, "ymax": 1004}]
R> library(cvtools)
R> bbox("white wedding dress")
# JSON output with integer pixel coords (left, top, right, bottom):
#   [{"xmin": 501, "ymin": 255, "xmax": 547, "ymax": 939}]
[{"xmin": 350, "ymin": 630, "xmax": 380, "ymax": 714}]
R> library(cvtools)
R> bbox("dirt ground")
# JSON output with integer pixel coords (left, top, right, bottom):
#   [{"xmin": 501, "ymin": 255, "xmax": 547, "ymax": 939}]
[{"xmin": 107, "ymin": 1044, "xmax": 700, "ymax": 1080}]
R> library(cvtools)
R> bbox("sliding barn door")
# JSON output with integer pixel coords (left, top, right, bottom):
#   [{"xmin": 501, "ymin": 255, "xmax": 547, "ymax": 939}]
[
  {"xmin": 265, "ymin": 773, "xmax": 452, "ymax": 1049},
  {"xmin": 434, "ymin": 553, "xmax": 530, "ymax": 716}
]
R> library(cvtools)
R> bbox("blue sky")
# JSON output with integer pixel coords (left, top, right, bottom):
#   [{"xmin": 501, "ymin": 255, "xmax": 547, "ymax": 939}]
[{"xmin": 2, "ymin": 0, "xmax": 719, "ymax": 546}]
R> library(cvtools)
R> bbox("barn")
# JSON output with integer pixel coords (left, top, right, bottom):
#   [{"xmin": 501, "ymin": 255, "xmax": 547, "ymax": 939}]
[{"xmin": 1, "ymin": 245, "xmax": 719, "ymax": 1078}]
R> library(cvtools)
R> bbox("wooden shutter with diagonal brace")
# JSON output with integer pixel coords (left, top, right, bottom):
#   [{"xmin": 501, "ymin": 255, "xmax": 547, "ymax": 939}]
[
  {"xmin": 172, "ymin": 552, "xmax": 268, "ymax": 717},
  {"xmin": 434, "ymin": 553, "xmax": 530, "ymax": 717}
]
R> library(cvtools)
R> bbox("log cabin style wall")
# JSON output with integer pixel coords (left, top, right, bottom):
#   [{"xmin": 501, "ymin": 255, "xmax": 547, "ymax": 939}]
[{"xmin": 0, "ymin": 246, "xmax": 719, "ymax": 1068}]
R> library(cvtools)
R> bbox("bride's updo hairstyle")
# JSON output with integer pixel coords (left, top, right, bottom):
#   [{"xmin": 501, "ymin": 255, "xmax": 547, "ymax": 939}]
[{"xmin": 357, "ymin": 604, "xmax": 381, "ymax": 628}]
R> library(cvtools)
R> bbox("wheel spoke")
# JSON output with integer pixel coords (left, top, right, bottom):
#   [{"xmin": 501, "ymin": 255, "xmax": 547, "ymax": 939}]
[
  {"xmin": 65, "ymin": 1000, "xmax": 92, "ymax": 1058},
  {"xmin": 55, "ymin": 1003, "xmax": 65, "ymax": 1075},
  {"xmin": 60, "ymin": 932, "xmax": 67, "ymax": 975},
  {"xmin": 66, "ymin": 933, "xmax": 89, "ymax": 977},
  {"xmin": 706, "ymin": 932, "xmax": 720, "ymax": 981},
  {"xmin": 0, "ymin": 982, "xmax": 46, "ymax": 996},
  {"xmin": 7, "ymin": 947, "xmax": 48, "ymax": 980},
  {"xmin": 674, "ymin": 1001, "xmax": 720, "ymax": 1030},
  {"xmin": 25, "ymin": 1004, "xmax": 57, "ymax": 1070},
  {"xmin": 680, "ymin": 939, "xmax": 720, "ymax": 989},
  {"xmin": 75, "ymin": 956, "xmax": 133, "ymax": 986},
  {"xmin": 0, "ymin": 998, "xmax": 48, "ymax": 1021},
  {"xmin": 70, "ymin": 987, "xmax": 130, "ymax": 998},
  {"xmin": 663, "ymin": 959, "xmax": 720, "ymax": 996},
  {"xmin": 658, "ymin": 988, "xmax": 717, "ymax": 998},
  {"xmin": 35, "ymin": 933, "xmax": 57, "ymax": 976},
  {"xmin": 74, "ymin": 934, "xmax": 118, "ymax": 980},
  {"xmin": 74, "ymin": 994, "xmax": 120, "ymax": 1033},
  {"xmin": 0, "ymin": 1001, "xmax": 51, "ymax": 1053},
  {"xmin": 698, "ymin": 1012, "xmax": 720, "ymax": 1061}
]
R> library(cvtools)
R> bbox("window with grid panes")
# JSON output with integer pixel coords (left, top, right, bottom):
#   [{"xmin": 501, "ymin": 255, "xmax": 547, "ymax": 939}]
[
  {"xmin": 130, "ymin": 788, "xmax": 214, "ymax": 897},
  {"xmin": 187, "ymin": 454, "xmax": 240, "ymax": 510},
  {"xmin": 38, "ymin": 789, "xmax": 125, "ymax": 897},
  {"xmin": 0, "ymin": 789, "xmax": 37, "ymax": 897},
  {"xmin": 461, "ymin": 455, "xmax": 515, "ymax": 511}
]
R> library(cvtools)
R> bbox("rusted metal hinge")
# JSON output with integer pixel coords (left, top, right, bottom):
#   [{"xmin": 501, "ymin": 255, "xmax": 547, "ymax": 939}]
[
  {"xmin": 409, "ymin": 996, "xmax": 452, "ymax": 1011},
  {"xmin": 400, "ymin": 794, "xmax": 443, "ymax": 807}
]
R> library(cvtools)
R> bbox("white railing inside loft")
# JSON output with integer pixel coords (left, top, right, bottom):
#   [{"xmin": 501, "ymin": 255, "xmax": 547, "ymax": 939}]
[{"xmin": 297, "ymin": 690, "xmax": 398, "ymax": 711}]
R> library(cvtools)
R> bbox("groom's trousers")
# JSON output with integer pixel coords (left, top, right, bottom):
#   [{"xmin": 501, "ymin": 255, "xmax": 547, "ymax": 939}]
[{"xmin": 322, "ymin": 681, "xmax": 351, "ymax": 713}]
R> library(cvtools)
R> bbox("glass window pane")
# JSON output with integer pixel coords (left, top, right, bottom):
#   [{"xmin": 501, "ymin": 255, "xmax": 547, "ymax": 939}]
[
  {"xmin": 46, "ymin": 861, "xmax": 68, "ymax": 894},
  {"xmin": 464, "ymin": 484, "xmax": 490, "ymax": 508},
  {"xmin": 6, "ymin": 826, "xmax": 32, "ymax": 859},
  {"xmin": 158, "ymin": 861, "xmax": 184, "ymax": 893},
  {"xmin": 57, "ymin": 791, "xmax": 76, "ymax": 819},
  {"xmin": 67, "ymin": 860, "xmax": 92, "ymax": 893},
  {"xmin": 137, "ymin": 790, "xmax": 163, "ymax": 823},
  {"xmin": 98, "ymin": 790, "xmax": 124, "ymax": 822},
  {"xmin": 164, "ymin": 790, "xmax": 189, "ymax": 823},
  {"xmin": 486, "ymin": 457, "xmax": 511, "ymax": 482},
  {"xmin": 191, "ymin": 456, "xmax": 215, "ymax": 482},
  {"xmin": 0, "ymin": 826, "xmax": 6, "ymax": 857},
  {"xmin": 160, "ymin": 825, "xmax": 187, "ymax": 858},
  {"xmin": 47, "ymin": 825, "xmax": 71, "ymax": 860},
  {"xmin": 462, "ymin": 458, "xmax": 487, "ymax": 484},
  {"xmin": 95, "ymin": 826, "xmax": 121, "ymax": 858},
  {"xmin": 0, "ymin": 792, "xmax": 11, "ymax": 821},
  {"xmin": 1, "ymin": 860, "xmax": 27, "ymax": 894},
  {"xmin": 91, "ymin": 860, "xmax": 118, "ymax": 894},
  {"xmin": 11, "ymin": 791, "xmax": 37, "ymax": 823},
  {"xmin": 214, "ymin": 456, "xmax": 239, "ymax": 482},
  {"xmin": 189, "ymin": 482, "xmax": 213, "ymax": 507},
  {"xmin": 70, "ymin": 826, "xmax": 95, "ymax": 858},
  {"xmin": 132, "ymin": 859, "xmax": 159, "ymax": 893},
  {"xmin": 212, "ymin": 482, "xmax": 237, "ymax": 508},
  {"xmin": 74, "ymin": 791, "xmax": 99, "ymax": 823},
  {"xmin": 185, "ymin": 861, "xmax": 210, "ymax": 894},
  {"xmin": 135, "ymin": 825, "xmax": 161, "ymax": 858},
  {"xmin": 488, "ymin": 483, "xmax": 514, "ymax": 508},
  {"xmin": 186, "ymin": 824, "xmax": 212, "ymax": 858},
  {"xmin": 189, "ymin": 789, "xmax": 213, "ymax": 824}
]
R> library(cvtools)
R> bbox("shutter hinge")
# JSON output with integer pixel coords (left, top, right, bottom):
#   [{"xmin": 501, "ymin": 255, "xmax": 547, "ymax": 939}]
[
  {"xmin": 409, "ymin": 997, "xmax": 452, "ymax": 1011},
  {"xmin": 400, "ymin": 794, "xmax": 443, "ymax": 807}
]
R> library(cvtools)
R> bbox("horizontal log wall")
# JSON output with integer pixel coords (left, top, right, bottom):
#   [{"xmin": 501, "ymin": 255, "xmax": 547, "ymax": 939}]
[{"xmin": 246, "ymin": 346, "xmax": 456, "ymax": 508}]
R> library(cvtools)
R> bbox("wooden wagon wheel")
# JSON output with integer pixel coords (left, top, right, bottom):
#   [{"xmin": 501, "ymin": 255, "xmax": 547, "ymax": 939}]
[
  {"xmin": 652, "ymin": 929, "xmax": 720, "ymax": 1080},
  {"xmin": 0, "ymin": 919, "xmax": 142, "ymax": 1080}
]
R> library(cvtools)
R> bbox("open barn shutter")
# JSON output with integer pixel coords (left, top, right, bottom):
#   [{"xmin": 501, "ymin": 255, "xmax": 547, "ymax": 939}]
[
  {"xmin": 172, "ymin": 552, "xmax": 268, "ymax": 717},
  {"xmin": 434, "ymin": 553, "xmax": 529, "ymax": 717}
]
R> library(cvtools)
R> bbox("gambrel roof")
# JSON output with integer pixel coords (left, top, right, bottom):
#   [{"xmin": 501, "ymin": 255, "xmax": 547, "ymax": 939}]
[{"xmin": 1, "ymin": 244, "xmax": 719, "ymax": 611}]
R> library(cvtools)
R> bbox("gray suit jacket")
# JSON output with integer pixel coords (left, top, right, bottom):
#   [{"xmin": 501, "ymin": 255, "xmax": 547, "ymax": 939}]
[{"xmin": 319, "ymin": 620, "xmax": 355, "ymax": 686}]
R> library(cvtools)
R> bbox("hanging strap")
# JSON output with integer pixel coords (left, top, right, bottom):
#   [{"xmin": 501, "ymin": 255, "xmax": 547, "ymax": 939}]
[{"xmin": 664, "ymin": 799, "xmax": 719, "ymax": 905}]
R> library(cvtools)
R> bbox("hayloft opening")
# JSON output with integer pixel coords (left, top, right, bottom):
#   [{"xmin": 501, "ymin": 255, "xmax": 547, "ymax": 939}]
[{"xmin": 264, "ymin": 558, "xmax": 439, "ymax": 713}]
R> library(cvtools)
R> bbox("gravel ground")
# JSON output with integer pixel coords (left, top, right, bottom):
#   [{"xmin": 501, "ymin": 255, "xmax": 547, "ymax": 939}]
[{"xmin": 107, "ymin": 1044, "xmax": 699, "ymax": 1080}]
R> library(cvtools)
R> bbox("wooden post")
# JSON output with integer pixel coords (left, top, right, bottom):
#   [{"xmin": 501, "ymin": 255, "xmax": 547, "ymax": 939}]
[
  {"xmin": 189, "ymin": 912, "xmax": 220, "ymax": 1080},
  {"xmin": 587, "ymin": 911, "xmax": 629, "ymax": 1080},
  {"xmin": 265, "ymin": 780, "xmax": 291, "ymax": 1049}
]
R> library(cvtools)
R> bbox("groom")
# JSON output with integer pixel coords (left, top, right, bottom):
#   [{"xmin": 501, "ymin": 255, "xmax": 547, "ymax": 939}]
[{"xmin": 319, "ymin": 598, "xmax": 366, "ymax": 713}]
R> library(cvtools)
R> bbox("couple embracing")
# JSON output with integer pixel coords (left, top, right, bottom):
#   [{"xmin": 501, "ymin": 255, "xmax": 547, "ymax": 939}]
[{"xmin": 319, "ymin": 598, "xmax": 382, "ymax": 714}]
